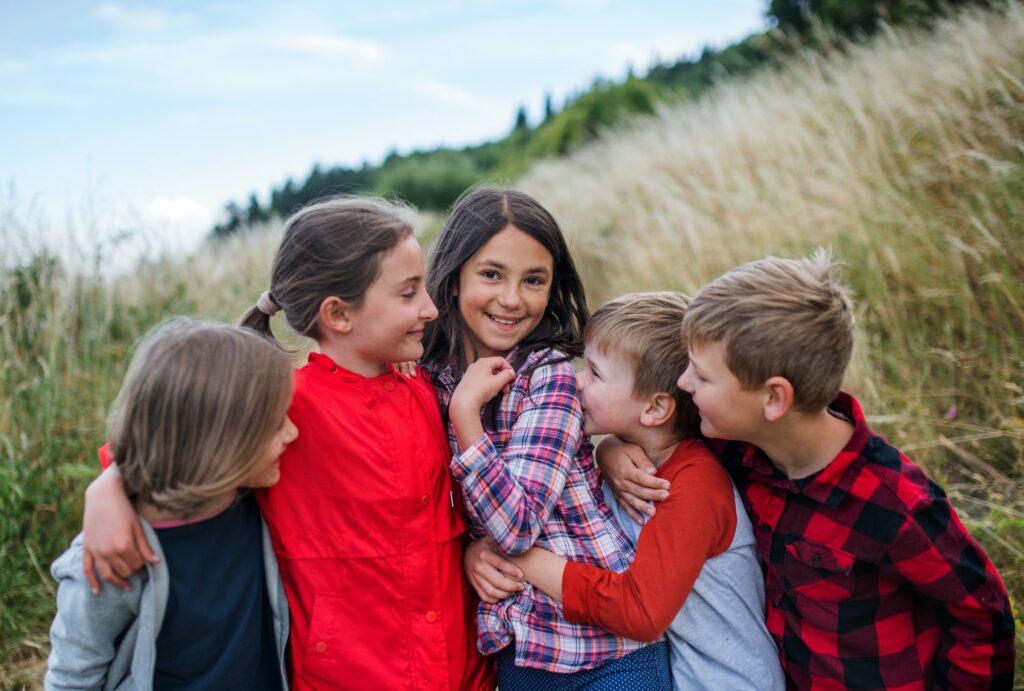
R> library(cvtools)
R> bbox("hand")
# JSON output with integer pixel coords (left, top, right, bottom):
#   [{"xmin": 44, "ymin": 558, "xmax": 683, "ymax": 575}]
[
  {"xmin": 596, "ymin": 436, "xmax": 669, "ymax": 523},
  {"xmin": 463, "ymin": 537, "xmax": 524, "ymax": 604},
  {"xmin": 393, "ymin": 361, "xmax": 417, "ymax": 378},
  {"xmin": 82, "ymin": 466, "xmax": 158, "ymax": 593},
  {"xmin": 450, "ymin": 357, "xmax": 515, "ymax": 414}
]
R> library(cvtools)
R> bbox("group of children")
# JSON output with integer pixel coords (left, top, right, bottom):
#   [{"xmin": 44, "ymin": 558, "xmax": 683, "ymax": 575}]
[{"xmin": 45, "ymin": 186, "xmax": 1015, "ymax": 690}]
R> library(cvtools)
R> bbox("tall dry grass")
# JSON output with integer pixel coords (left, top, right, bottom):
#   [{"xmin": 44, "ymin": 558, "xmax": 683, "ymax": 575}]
[
  {"xmin": 0, "ymin": 220, "xmax": 293, "ymax": 688},
  {"xmin": 524, "ymin": 4, "xmax": 1024, "ymax": 475}
]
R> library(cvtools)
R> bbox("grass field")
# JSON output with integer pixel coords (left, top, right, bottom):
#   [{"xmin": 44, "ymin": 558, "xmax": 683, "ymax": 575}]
[{"xmin": 2, "ymin": 2, "xmax": 1022, "ymax": 687}]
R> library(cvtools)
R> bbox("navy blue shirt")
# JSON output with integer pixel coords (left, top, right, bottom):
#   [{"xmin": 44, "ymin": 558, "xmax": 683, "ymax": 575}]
[{"xmin": 152, "ymin": 493, "xmax": 282, "ymax": 690}]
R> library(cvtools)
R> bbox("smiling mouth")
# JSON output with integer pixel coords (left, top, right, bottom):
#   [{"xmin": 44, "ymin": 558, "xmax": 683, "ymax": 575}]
[{"xmin": 486, "ymin": 313, "xmax": 523, "ymax": 326}]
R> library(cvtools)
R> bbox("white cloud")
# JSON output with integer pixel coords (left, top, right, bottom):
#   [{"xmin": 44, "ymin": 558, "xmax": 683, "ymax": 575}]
[
  {"xmin": 91, "ymin": 2, "xmax": 195, "ymax": 32},
  {"xmin": 263, "ymin": 33, "xmax": 387, "ymax": 64},
  {"xmin": 144, "ymin": 195, "xmax": 214, "ymax": 226},
  {"xmin": 416, "ymin": 79, "xmax": 483, "ymax": 108}
]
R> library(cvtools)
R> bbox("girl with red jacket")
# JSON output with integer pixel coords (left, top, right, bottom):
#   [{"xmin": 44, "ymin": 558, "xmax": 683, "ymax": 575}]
[{"xmin": 80, "ymin": 198, "xmax": 495, "ymax": 690}]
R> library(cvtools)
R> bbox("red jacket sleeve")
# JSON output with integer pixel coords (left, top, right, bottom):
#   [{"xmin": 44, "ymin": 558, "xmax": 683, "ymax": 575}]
[
  {"xmin": 562, "ymin": 443, "xmax": 737, "ymax": 642},
  {"xmin": 98, "ymin": 443, "xmax": 112, "ymax": 470}
]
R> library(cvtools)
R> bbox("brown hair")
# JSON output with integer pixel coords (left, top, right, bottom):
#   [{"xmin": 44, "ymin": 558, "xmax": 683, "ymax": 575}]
[
  {"xmin": 585, "ymin": 292, "xmax": 701, "ymax": 439},
  {"xmin": 241, "ymin": 196, "xmax": 415, "ymax": 344},
  {"xmin": 108, "ymin": 318, "xmax": 293, "ymax": 518},
  {"xmin": 681, "ymin": 248, "xmax": 854, "ymax": 412}
]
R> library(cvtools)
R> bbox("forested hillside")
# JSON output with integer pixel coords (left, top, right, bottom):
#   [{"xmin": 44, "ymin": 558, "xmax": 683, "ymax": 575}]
[{"xmin": 211, "ymin": 0, "xmax": 995, "ymax": 236}]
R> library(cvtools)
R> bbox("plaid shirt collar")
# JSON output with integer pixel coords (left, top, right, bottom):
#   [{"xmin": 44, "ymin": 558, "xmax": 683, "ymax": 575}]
[{"xmin": 740, "ymin": 391, "xmax": 871, "ymax": 508}]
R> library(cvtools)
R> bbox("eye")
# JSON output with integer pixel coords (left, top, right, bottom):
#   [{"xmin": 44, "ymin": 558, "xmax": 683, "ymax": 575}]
[
  {"xmin": 525, "ymin": 276, "xmax": 547, "ymax": 287},
  {"xmin": 401, "ymin": 291, "xmax": 416, "ymax": 299},
  {"xmin": 480, "ymin": 270, "xmax": 500, "ymax": 280}
]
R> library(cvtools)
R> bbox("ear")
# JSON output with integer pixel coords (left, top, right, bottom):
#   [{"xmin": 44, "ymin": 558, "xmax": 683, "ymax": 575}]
[
  {"xmin": 317, "ymin": 296, "xmax": 354, "ymax": 335},
  {"xmin": 639, "ymin": 392, "xmax": 677, "ymax": 428},
  {"xmin": 763, "ymin": 376, "xmax": 794, "ymax": 422}
]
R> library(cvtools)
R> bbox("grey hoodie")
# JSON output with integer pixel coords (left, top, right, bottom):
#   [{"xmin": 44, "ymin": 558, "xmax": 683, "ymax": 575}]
[{"xmin": 45, "ymin": 516, "xmax": 289, "ymax": 691}]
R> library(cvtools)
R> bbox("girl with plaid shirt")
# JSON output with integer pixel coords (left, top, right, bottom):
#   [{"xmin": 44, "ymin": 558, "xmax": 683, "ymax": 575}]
[{"xmin": 421, "ymin": 187, "xmax": 671, "ymax": 690}]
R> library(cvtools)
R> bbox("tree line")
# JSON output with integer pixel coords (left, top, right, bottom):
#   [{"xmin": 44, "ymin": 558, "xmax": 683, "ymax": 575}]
[{"xmin": 212, "ymin": 0, "xmax": 993, "ymax": 238}]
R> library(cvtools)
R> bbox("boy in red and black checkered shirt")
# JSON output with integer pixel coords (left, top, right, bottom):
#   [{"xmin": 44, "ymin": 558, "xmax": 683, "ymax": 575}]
[{"xmin": 601, "ymin": 250, "xmax": 1014, "ymax": 689}]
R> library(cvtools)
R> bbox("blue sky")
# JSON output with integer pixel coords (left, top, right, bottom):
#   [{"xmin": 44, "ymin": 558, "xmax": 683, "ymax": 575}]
[{"xmin": 1, "ymin": 1, "xmax": 767, "ymax": 254}]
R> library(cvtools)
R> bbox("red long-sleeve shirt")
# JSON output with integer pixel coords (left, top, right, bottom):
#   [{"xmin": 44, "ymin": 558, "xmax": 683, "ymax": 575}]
[{"xmin": 561, "ymin": 439, "xmax": 737, "ymax": 642}]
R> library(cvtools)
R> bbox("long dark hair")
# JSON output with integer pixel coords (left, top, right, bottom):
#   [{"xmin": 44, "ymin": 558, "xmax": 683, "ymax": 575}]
[
  {"xmin": 241, "ymin": 196, "xmax": 414, "ymax": 345},
  {"xmin": 422, "ymin": 186, "xmax": 589, "ymax": 381}
]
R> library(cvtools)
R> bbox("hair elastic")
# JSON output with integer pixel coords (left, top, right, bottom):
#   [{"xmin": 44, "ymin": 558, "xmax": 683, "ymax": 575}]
[{"xmin": 256, "ymin": 291, "xmax": 280, "ymax": 316}]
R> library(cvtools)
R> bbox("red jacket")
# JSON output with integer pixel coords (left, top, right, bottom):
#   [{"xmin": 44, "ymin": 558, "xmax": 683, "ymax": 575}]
[{"xmin": 257, "ymin": 354, "xmax": 493, "ymax": 690}]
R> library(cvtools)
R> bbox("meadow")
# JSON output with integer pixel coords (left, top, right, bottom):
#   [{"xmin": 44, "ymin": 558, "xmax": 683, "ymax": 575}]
[{"xmin": 2, "ymin": 2, "xmax": 1022, "ymax": 687}]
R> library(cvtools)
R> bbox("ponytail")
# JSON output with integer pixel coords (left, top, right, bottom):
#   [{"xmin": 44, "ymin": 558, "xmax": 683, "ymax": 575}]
[{"xmin": 240, "ymin": 291, "xmax": 281, "ymax": 345}]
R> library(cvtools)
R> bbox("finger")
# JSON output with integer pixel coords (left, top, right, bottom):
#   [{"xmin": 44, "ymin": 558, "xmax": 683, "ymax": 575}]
[
  {"xmin": 481, "ymin": 550, "xmax": 524, "ymax": 580},
  {"xmin": 83, "ymin": 551, "xmax": 100, "ymax": 594},
  {"xmin": 625, "ymin": 495, "xmax": 655, "ymax": 522},
  {"xmin": 626, "ymin": 467, "xmax": 670, "ymax": 491},
  {"xmin": 97, "ymin": 560, "xmax": 131, "ymax": 591},
  {"xmin": 621, "ymin": 502, "xmax": 646, "ymax": 525},
  {"xmin": 483, "ymin": 570, "xmax": 524, "ymax": 595},
  {"xmin": 133, "ymin": 522, "xmax": 160, "ymax": 564},
  {"xmin": 118, "ymin": 551, "xmax": 144, "ymax": 575},
  {"xmin": 623, "ymin": 480, "xmax": 670, "ymax": 503}
]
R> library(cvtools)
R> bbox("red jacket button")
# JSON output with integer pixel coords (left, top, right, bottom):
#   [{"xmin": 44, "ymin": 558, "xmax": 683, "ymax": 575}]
[
  {"xmin": 315, "ymin": 641, "xmax": 327, "ymax": 653},
  {"xmin": 425, "ymin": 611, "xmax": 437, "ymax": 623}
]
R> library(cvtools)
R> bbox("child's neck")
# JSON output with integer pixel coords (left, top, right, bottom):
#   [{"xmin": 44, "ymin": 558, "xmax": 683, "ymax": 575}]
[
  {"xmin": 135, "ymin": 490, "xmax": 238, "ymax": 525},
  {"xmin": 755, "ymin": 408, "xmax": 855, "ymax": 480},
  {"xmin": 316, "ymin": 338, "xmax": 387, "ymax": 378},
  {"xmin": 619, "ymin": 425, "xmax": 682, "ymax": 470}
]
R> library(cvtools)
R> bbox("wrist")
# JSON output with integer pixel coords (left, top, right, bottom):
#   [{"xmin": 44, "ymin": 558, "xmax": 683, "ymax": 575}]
[{"xmin": 449, "ymin": 397, "xmax": 480, "ymax": 429}]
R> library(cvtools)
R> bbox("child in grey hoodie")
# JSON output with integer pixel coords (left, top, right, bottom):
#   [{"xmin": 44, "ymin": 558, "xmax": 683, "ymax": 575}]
[{"xmin": 46, "ymin": 318, "xmax": 296, "ymax": 691}]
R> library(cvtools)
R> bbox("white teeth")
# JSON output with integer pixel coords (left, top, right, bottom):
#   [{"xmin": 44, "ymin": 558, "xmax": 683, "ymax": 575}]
[{"xmin": 488, "ymin": 314, "xmax": 520, "ymax": 326}]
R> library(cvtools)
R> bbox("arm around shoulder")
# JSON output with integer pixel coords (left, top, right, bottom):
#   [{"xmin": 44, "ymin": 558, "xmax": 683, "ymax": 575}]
[{"xmin": 46, "ymin": 535, "xmax": 144, "ymax": 690}]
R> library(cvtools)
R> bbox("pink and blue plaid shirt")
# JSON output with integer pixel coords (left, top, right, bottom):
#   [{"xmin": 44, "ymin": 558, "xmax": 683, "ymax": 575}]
[{"xmin": 433, "ymin": 348, "xmax": 646, "ymax": 673}]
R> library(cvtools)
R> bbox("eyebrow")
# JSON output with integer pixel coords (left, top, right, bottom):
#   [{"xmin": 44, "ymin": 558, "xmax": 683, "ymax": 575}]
[
  {"xmin": 475, "ymin": 259, "xmax": 551, "ymax": 275},
  {"xmin": 391, "ymin": 275, "xmax": 423, "ymax": 288}
]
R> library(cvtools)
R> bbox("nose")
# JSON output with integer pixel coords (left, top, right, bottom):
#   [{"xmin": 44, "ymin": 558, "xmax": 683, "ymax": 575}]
[
  {"xmin": 497, "ymin": 283, "xmax": 522, "ymax": 310},
  {"xmin": 677, "ymin": 364, "xmax": 694, "ymax": 393},
  {"xmin": 283, "ymin": 416, "xmax": 299, "ymax": 444},
  {"xmin": 422, "ymin": 293, "xmax": 439, "ymax": 321}
]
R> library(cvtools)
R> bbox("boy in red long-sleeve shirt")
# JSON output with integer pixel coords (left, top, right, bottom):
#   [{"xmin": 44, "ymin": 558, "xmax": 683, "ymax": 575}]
[{"xmin": 497, "ymin": 291, "xmax": 784, "ymax": 689}]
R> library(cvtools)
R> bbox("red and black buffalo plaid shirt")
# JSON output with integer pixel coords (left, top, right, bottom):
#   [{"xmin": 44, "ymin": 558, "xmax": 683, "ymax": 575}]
[{"xmin": 712, "ymin": 392, "xmax": 1015, "ymax": 690}]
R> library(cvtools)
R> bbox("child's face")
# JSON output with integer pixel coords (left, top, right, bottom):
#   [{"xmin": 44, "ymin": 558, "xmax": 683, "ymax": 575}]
[
  {"xmin": 456, "ymin": 224, "xmax": 553, "ymax": 359},
  {"xmin": 346, "ymin": 235, "xmax": 438, "ymax": 372},
  {"xmin": 248, "ymin": 413, "xmax": 299, "ymax": 488},
  {"xmin": 677, "ymin": 340, "xmax": 764, "ymax": 441},
  {"xmin": 577, "ymin": 343, "xmax": 648, "ymax": 437}
]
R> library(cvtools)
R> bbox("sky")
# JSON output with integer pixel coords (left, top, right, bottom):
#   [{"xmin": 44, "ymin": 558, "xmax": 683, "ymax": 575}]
[{"xmin": 1, "ymin": 0, "xmax": 768, "ymax": 258}]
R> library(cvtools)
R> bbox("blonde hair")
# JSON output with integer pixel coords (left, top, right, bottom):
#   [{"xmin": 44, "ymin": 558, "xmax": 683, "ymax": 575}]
[
  {"xmin": 681, "ymin": 249, "xmax": 854, "ymax": 412},
  {"xmin": 585, "ymin": 291, "xmax": 701, "ymax": 439},
  {"xmin": 108, "ymin": 318, "xmax": 293, "ymax": 518}
]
